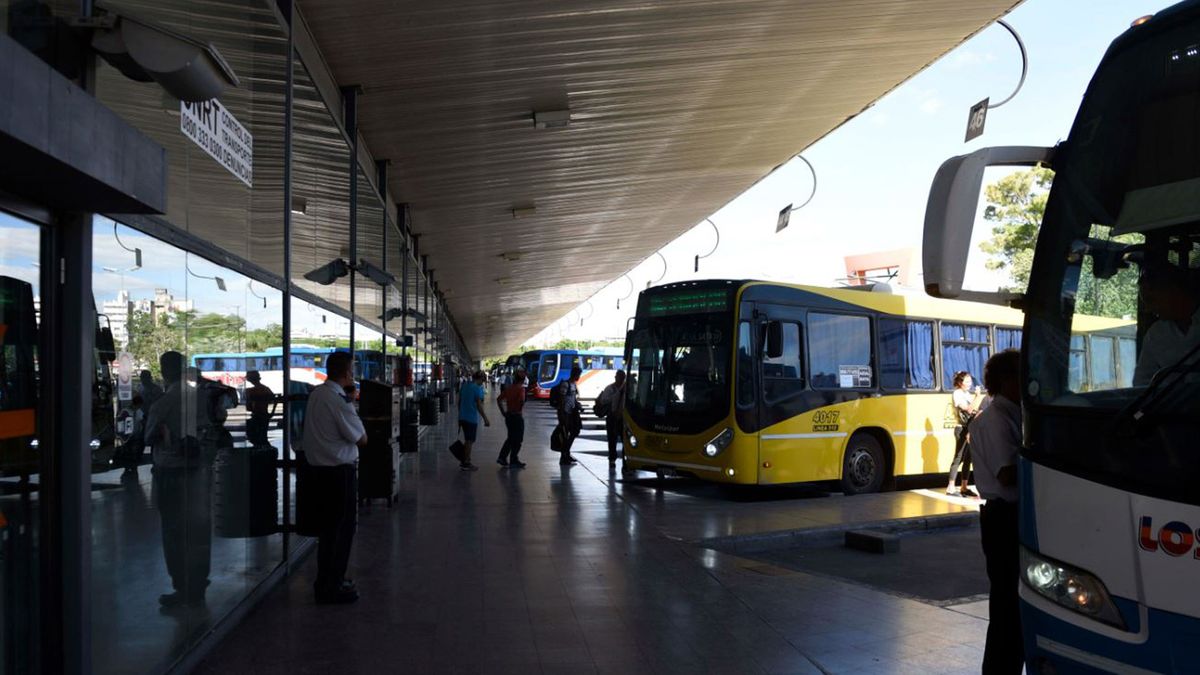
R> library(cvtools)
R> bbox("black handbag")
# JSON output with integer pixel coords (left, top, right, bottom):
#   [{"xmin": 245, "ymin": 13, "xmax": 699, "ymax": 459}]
[{"xmin": 449, "ymin": 439, "xmax": 466, "ymax": 462}]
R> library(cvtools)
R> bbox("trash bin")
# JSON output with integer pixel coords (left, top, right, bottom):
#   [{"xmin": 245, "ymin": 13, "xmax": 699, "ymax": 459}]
[
  {"xmin": 419, "ymin": 396, "xmax": 438, "ymax": 426},
  {"xmin": 400, "ymin": 409, "xmax": 420, "ymax": 453},
  {"xmin": 213, "ymin": 446, "xmax": 279, "ymax": 538}
]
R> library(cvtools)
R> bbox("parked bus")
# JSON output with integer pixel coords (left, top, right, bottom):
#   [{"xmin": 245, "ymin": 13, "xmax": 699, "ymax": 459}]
[
  {"xmin": 0, "ymin": 276, "xmax": 117, "ymax": 475},
  {"xmin": 922, "ymin": 4, "xmax": 1200, "ymax": 670},
  {"xmin": 621, "ymin": 281, "xmax": 1132, "ymax": 493},
  {"xmin": 194, "ymin": 345, "xmax": 387, "ymax": 397},
  {"xmin": 576, "ymin": 347, "xmax": 626, "ymax": 411}
]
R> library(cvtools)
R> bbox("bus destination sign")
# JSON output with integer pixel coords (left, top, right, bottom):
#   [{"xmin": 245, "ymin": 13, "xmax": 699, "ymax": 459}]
[{"xmin": 647, "ymin": 289, "xmax": 730, "ymax": 316}]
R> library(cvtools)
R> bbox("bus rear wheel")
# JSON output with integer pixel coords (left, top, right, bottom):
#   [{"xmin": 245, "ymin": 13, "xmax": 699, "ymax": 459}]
[{"xmin": 841, "ymin": 434, "xmax": 886, "ymax": 495}]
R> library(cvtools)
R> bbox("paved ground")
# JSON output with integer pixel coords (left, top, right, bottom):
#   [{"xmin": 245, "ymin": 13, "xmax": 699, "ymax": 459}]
[{"xmin": 198, "ymin": 392, "xmax": 995, "ymax": 674}]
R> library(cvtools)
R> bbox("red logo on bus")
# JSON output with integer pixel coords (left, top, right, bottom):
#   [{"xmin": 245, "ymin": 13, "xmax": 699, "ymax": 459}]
[{"xmin": 1138, "ymin": 516, "xmax": 1200, "ymax": 559}]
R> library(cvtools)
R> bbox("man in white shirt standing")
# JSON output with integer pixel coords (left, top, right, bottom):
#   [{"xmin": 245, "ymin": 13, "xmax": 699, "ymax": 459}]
[
  {"xmin": 969, "ymin": 349, "xmax": 1023, "ymax": 674},
  {"xmin": 303, "ymin": 351, "xmax": 367, "ymax": 604}
]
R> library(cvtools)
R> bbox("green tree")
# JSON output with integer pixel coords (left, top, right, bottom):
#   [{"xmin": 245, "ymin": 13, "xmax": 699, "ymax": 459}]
[
  {"xmin": 127, "ymin": 309, "xmax": 186, "ymax": 378},
  {"xmin": 979, "ymin": 167, "xmax": 1052, "ymax": 291},
  {"xmin": 245, "ymin": 323, "xmax": 284, "ymax": 352},
  {"xmin": 980, "ymin": 167, "xmax": 1139, "ymax": 318}
]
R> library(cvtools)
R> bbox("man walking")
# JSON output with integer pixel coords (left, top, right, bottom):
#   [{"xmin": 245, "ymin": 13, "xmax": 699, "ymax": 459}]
[
  {"xmin": 557, "ymin": 366, "xmax": 583, "ymax": 466},
  {"xmin": 244, "ymin": 369, "xmax": 274, "ymax": 447},
  {"xmin": 302, "ymin": 351, "xmax": 367, "ymax": 604},
  {"xmin": 496, "ymin": 366, "xmax": 527, "ymax": 468},
  {"xmin": 457, "ymin": 371, "xmax": 491, "ymax": 471},
  {"xmin": 597, "ymin": 370, "xmax": 626, "ymax": 467},
  {"xmin": 969, "ymin": 350, "xmax": 1024, "ymax": 673}
]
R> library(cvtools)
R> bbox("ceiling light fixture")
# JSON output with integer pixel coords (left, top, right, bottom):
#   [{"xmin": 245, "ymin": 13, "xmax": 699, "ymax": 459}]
[
  {"xmin": 291, "ymin": 196, "xmax": 307, "ymax": 215},
  {"xmin": 532, "ymin": 109, "xmax": 571, "ymax": 129},
  {"xmin": 511, "ymin": 206, "xmax": 537, "ymax": 219},
  {"xmin": 498, "ymin": 251, "xmax": 523, "ymax": 262}
]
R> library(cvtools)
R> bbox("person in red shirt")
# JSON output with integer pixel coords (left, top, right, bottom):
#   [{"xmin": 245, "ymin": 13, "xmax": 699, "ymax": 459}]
[{"xmin": 495, "ymin": 367, "xmax": 527, "ymax": 468}]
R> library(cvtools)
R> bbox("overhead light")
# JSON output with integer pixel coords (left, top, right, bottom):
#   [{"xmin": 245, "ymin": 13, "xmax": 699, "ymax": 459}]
[
  {"xmin": 533, "ymin": 109, "xmax": 571, "ymax": 129},
  {"xmin": 495, "ymin": 277, "xmax": 513, "ymax": 286},
  {"xmin": 291, "ymin": 196, "xmax": 307, "ymax": 215},
  {"xmin": 303, "ymin": 258, "xmax": 350, "ymax": 285},
  {"xmin": 357, "ymin": 258, "xmax": 396, "ymax": 287},
  {"xmin": 84, "ymin": 10, "xmax": 240, "ymax": 102},
  {"xmin": 498, "ymin": 251, "xmax": 523, "ymax": 262},
  {"xmin": 511, "ymin": 206, "xmax": 537, "ymax": 219}
]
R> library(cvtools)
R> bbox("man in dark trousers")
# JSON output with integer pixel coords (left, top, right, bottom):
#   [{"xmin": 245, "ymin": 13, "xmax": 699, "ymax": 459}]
[
  {"xmin": 244, "ymin": 369, "xmax": 274, "ymax": 447},
  {"xmin": 557, "ymin": 366, "xmax": 583, "ymax": 466},
  {"xmin": 302, "ymin": 351, "xmax": 367, "ymax": 604},
  {"xmin": 144, "ymin": 351, "xmax": 213, "ymax": 609},
  {"xmin": 495, "ymin": 366, "xmax": 527, "ymax": 468},
  {"xmin": 968, "ymin": 349, "xmax": 1024, "ymax": 673},
  {"xmin": 597, "ymin": 370, "xmax": 626, "ymax": 467}
]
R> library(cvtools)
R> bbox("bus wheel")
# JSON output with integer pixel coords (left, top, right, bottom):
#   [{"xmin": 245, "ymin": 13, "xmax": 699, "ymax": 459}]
[{"xmin": 841, "ymin": 434, "xmax": 886, "ymax": 495}]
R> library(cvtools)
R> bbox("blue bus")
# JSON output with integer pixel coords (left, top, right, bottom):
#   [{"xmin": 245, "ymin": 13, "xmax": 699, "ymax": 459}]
[{"xmin": 923, "ymin": 4, "xmax": 1200, "ymax": 670}]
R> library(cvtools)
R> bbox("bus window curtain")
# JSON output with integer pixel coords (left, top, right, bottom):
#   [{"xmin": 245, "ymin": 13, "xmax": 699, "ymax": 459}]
[
  {"xmin": 941, "ymin": 324, "xmax": 989, "ymax": 387},
  {"xmin": 907, "ymin": 322, "xmax": 935, "ymax": 389},
  {"xmin": 996, "ymin": 327, "xmax": 1022, "ymax": 351},
  {"xmin": 878, "ymin": 319, "xmax": 934, "ymax": 389}
]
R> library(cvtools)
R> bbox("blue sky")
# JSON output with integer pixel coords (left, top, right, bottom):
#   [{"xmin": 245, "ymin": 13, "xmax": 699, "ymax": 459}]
[
  {"xmin": 0, "ymin": 0, "xmax": 1174, "ymax": 354},
  {"xmin": 532, "ymin": 0, "xmax": 1172, "ymax": 347}
]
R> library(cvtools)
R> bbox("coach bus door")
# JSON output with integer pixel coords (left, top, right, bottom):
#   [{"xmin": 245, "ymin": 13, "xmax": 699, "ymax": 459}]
[{"xmin": 753, "ymin": 304, "xmax": 807, "ymax": 484}]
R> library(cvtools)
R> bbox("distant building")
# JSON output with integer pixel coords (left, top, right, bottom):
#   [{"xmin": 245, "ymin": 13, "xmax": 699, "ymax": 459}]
[
  {"xmin": 98, "ymin": 288, "xmax": 194, "ymax": 351},
  {"xmin": 100, "ymin": 290, "xmax": 133, "ymax": 349},
  {"xmin": 843, "ymin": 248, "xmax": 920, "ymax": 288}
]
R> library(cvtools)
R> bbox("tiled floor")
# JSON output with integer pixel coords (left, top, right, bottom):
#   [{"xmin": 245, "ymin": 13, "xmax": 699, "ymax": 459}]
[{"xmin": 198, "ymin": 394, "xmax": 993, "ymax": 674}]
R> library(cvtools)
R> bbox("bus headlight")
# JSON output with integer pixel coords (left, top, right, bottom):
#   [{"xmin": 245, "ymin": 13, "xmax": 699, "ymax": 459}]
[
  {"xmin": 703, "ymin": 427, "xmax": 734, "ymax": 458},
  {"xmin": 89, "ymin": 439, "xmax": 101, "ymax": 451},
  {"xmin": 1020, "ymin": 547, "xmax": 1125, "ymax": 629}
]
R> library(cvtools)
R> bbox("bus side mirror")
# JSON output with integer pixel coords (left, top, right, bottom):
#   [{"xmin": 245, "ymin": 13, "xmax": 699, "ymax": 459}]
[
  {"xmin": 765, "ymin": 322, "xmax": 784, "ymax": 359},
  {"xmin": 923, "ymin": 145, "xmax": 1056, "ymax": 305}
]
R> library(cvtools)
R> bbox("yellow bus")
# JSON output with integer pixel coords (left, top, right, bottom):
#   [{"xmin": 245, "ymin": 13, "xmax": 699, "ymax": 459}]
[{"xmin": 621, "ymin": 280, "xmax": 1133, "ymax": 493}]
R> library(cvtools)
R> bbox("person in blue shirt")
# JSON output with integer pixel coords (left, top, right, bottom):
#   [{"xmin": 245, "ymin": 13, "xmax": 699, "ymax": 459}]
[{"xmin": 457, "ymin": 371, "xmax": 491, "ymax": 471}]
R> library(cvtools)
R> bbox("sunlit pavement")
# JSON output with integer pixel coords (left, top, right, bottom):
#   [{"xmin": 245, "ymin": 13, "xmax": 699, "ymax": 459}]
[{"xmin": 199, "ymin": 394, "xmax": 995, "ymax": 674}]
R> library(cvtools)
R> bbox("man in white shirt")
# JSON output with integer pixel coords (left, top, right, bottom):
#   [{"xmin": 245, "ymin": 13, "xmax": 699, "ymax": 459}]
[
  {"xmin": 302, "ymin": 351, "xmax": 367, "ymax": 604},
  {"xmin": 969, "ymin": 349, "xmax": 1023, "ymax": 674},
  {"xmin": 1134, "ymin": 264, "xmax": 1200, "ymax": 386}
]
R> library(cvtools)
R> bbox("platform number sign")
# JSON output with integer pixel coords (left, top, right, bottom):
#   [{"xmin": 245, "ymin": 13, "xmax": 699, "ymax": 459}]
[
  {"xmin": 965, "ymin": 98, "xmax": 989, "ymax": 142},
  {"xmin": 776, "ymin": 204, "xmax": 792, "ymax": 233}
]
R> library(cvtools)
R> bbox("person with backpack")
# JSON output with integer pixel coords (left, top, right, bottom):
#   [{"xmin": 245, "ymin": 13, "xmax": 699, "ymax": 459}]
[
  {"xmin": 554, "ymin": 366, "xmax": 583, "ymax": 466},
  {"xmin": 595, "ymin": 370, "xmax": 626, "ymax": 467},
  {"xmin": 495, "ymin": 366, "xmax": 527, "ymax": 468}
]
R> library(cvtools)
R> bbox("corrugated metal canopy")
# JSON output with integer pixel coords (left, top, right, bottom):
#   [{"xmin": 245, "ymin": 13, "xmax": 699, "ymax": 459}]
[{"xmin": 297, "ymin": 0, "xmax": 1020, "ymax": 357}]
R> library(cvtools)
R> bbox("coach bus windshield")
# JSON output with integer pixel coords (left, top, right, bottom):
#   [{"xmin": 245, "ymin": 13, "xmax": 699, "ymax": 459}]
[
  {"xmin": 626, "ymin": 315, "xmax": 731, "ymax": 435},
  {"xmin": 1023, "ymin": 16, "xmax": 1200, "ymax": 502}
]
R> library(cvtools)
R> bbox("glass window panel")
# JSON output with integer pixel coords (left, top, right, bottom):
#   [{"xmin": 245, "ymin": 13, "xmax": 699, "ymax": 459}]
[
  {"xmin": 763, "ymin": 322, "xmax": 804, "ymax": 402},
  {"xmin": 1090, "ymin": 336, "xmax": 1117, "ymax": 390},
  {"xmin": 1118, "ymin": 338, "xmax": 1138, "ymax": 388},
  {"xmin": 0, "ymin": 211, "xmax": 42, "ymax": 672},
  {"xmin": 809, "ymin": 314, "xmax": 872, "ymax": 388},
  {"xmin": 941, "ymin": 322, "xmax": 990, "ymax": 390}
]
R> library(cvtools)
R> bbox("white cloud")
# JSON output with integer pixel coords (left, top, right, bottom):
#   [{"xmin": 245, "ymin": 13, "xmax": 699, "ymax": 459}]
[
  {"xmin": 919, "ymin": 96, "xmax": 944, "ymax": 115},
  {"xmin": 948, "ymin": 49, "xmax": 997, "ymax": 70}
]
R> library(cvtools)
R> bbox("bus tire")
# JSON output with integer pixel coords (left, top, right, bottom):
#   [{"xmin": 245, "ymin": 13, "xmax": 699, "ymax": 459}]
[{"xmin": 841, "ymin": 433, "xmax": 886, "ymax": 495}]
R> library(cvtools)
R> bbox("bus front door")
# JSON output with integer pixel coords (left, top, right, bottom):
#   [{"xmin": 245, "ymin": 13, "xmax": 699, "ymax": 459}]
[{"xmin": 754, "ymin": 304, "xmax": 808, "ymax": 484}]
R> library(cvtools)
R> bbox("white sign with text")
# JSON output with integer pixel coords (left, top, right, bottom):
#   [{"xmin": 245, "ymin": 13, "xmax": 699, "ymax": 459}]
[{"xmin": 180, "ymin": 99, "xmax": 253, "ymax": 187}]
